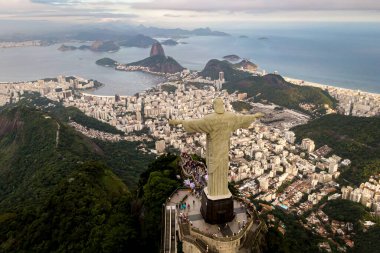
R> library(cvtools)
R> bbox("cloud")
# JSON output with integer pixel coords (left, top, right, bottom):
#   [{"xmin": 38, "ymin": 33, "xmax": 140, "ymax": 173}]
[
  {"xmin": 132, "ymin": 0, "xmax": 380, "ymax": 12},
  {"xmin": 0, "ymin": 0, "xmax": 139, "ymax": 22},
  {"xmin": 31, "ymin": 0, "xmax": 147, "ymax": 5},
  {"xmin": 163, "ymin": 14, "xmax": 182, "ymax": 18}
]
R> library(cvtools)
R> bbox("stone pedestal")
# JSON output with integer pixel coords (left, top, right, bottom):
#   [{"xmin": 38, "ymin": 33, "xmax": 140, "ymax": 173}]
[{"xmin": 200, "ymin": 188, "xmax": 234, "ymax": 225}]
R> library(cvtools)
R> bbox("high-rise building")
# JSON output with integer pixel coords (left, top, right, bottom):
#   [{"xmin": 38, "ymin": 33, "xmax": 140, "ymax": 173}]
[
  {"xmin": 285, "ymin": 131, "xmax": 296, "ymax": 144},
  {"xmin": 301, "ymin": 138, "xmax": 315, "ymax": 153},
  {"xmin": 219, "ymin": 71, "xmax": 225, "ymax": 82},
  {"xmin": 155, "ymin": 140, "xmax": 166, "ymax": 154},
  {"xmin": 341, "ymin": 186, "xmax": 353, "ymax": 200}
]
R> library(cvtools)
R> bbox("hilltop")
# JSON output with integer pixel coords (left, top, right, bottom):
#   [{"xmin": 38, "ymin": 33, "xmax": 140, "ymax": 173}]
[
  {"xmin": 200, "ymin": 59, "xmax": 336, "ymax": 115},
  {"xmin": 128, "ymin": 42, "xmax": 184, "ymax": 74},
  {"xmin": 234, "ymin": 59, "xmax": 258, "ymax": 72},
  {"xmin": 224, "ymin": 74, "xmax": 336, "ymax": 116},
  {"xmin": 150, "ymin": 42, "xmax": 166, "ymax": 57},
  {"xmin": 200, "ymin": 59, "xmax": 251, "ymax": 81},
  {"xmin": 292, "ymin": 114, "xmax": 380, "ymax": 186}
]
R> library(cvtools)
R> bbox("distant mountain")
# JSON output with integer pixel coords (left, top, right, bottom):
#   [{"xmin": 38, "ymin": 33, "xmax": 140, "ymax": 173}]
[
  {"xmin": 161, "ymin": 39, "xmax": 178, "ymax": 46},
  {"xmin": 91, "ymin": 40, "xmax": 120, "ymax": 52},
  {"xmin": 200, "ymin": 59, "xmax": 251, "ymax": 81},
  {"xmin": 58, "ymin": 44, "xmax": 77, "ymax": 51},
  {"xmin": 58, "ymin": 41, "xmax": 120, "ymax": 52},
  {"xmin": 128, "ymin": 42, "xmax": 184, "ymax": 74},
  {"xmin": 0, "ymin": 23, "xmax": 229, "ymax": 43},
  {"xmin": 223, "ymin": 74, "xmax": 337, "ymax": 116},
  {"xmin": 191, "ymin": 27, "xmax": 229, "ymax": 36},
  {"xmin": 118, "ymin": 34, "xmax": 157, "ymax": 48},
  {"xmin": 132, "ymin": 25, "xmax": 230, "ymax": 37}
]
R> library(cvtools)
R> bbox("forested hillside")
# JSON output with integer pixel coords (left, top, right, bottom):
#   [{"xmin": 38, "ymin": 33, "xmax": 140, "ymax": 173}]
[{"xmin": 0, "ymin": 99, "xmax": 180, "ymax": 252}]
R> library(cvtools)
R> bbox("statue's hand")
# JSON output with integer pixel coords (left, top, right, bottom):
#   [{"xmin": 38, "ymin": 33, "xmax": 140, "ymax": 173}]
[
  {"xmin": 169, "ymin": 119, "xmax": 183, "ymax": 125},
  {"xmin": 254, "ymin": 112, "xmax": 265, "ymax": 118}
]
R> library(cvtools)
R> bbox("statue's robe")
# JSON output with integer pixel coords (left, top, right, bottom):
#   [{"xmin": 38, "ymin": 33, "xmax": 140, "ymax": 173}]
[{"xmin": 182, "ymin": 112, "xmax": 257, "ymax": 197}]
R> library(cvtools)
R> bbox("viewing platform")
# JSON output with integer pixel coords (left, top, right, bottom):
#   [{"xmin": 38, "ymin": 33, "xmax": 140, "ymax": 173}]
[{"xmin": 162, "ymin": 189, "xmax": 267, "ymax": 253}]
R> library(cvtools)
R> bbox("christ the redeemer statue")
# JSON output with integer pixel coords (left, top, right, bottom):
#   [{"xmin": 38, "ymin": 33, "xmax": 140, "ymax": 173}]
[{"xmin": 169, "ymin": 98, "xmax": 263, "ymax": 198}]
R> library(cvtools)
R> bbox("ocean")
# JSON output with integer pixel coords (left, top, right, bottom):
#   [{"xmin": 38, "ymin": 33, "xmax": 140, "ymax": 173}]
[{"xmin": 0, "ymin": 22, "xmax": 379, "ymax": 95}]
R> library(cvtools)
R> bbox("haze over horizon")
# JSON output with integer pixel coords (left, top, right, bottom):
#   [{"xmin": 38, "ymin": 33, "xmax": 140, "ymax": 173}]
[{"xmin": 1, "ymin": 0, "xmax": 380, "ymax": 33}]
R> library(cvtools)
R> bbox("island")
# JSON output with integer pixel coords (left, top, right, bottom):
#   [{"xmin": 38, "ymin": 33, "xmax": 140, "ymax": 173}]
[
  {"xmin": 223, "ymin": 54, "xmax": 241, "ymax": 62},
  {"xmin": 58, "ymin": 44, "xmax": 77, "ymax": 51},
  {"xmin": 90, "ymin": 40, "xmax": 120, "ymax": 52},
  {"xmin": 161, "ymin": 39, "xmax": 178, "ymax": 46},
  {"xmin": 58, "ymin": 40, "xmax": 119, "ymax": 52},
  {"xmin": 95, "ymin": 58, "xmax": 118, "ymax": 67}
]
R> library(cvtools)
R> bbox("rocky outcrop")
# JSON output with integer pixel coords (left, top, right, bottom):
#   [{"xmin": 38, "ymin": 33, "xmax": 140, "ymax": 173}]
[
  {"xmin": 234, "ymin": 59, "xmax": 258, "ymax": 71},
  {"xmin": 150, "ymin": 42, "xmax": 165, "ymax": 57},
  {"xmin": 128, "ymin": 42, "xmax": 184, "ymax": 74},
  {"xmin": 90, "ymin": 41, "xmax": 120, "ymax": 52}
]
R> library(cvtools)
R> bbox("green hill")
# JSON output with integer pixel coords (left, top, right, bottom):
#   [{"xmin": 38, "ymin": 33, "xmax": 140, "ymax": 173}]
[
  {"xmin": 0, "ymin": 96, "xmax": 154, "ymax": 211},
  {"xmin": 0, "ymin": 99, "xmax": 179, "ymax": 252},
  {"xmin": 224, "ymin": 74, "xmax": 337, "ymax": 116},
  {"xmin": 322, "ymin": 199, "xmax": 380, "ymax": 253},
  {"xmin": 200, "ymin": 59, "xmax": 251, "ymax": 81},
  {"xmin": 128, "ymin": 55, "xmax": 184, "ymax": 74},
  {"xmin": 292, "ymin": 114, "xmax": 380, "ymax": 185},
  {"xmin": 0, "ymin": 162, "xmax": 137, "ymax": 253},
  {"xmin": 0, "ymin": 105, "xmax": 103, "ymax": 211}
]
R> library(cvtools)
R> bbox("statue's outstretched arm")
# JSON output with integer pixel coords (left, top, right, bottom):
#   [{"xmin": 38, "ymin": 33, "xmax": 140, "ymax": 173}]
[
  {"xmin": 169, "ymin": 119, "xmax": 183, "ymax": 125},
  {"xmin": 249, "ymin": 112, "xmax": 265, "ymax": 120},
  {"xmin": 169, "ymin": 118, "xmax": 210, "ymax": 133},
  {"xmin": 234, "ymin": 112, "xmax": 265, "ymax": 130}
]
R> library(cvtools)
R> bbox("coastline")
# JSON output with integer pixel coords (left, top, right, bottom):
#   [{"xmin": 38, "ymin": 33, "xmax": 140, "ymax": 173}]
[{"xmin": 284, "ymin": 76, "xmax": 380, "ymax": 97}]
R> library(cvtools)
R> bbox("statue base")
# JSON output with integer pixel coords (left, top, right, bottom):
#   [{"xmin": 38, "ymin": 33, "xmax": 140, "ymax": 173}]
[{"xmin": 200, "ymin": 188, "xmax": 234, "ymax": 225}]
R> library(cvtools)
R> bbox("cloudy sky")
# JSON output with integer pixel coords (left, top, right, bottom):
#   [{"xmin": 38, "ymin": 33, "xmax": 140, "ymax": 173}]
[{"xmin": 1, "ymin": 0, "xmax": 380, "ymax": 28}]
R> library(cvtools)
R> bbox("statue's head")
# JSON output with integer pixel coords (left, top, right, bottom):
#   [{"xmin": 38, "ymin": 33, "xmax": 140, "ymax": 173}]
[{"xmin": 213, "ymin": 98, "xmax": 225, "ymax": 114}]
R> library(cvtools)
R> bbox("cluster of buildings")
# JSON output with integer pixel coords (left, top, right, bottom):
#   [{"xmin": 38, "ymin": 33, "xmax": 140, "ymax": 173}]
[
  {"xmin": 305, "ymin": 210, "xmax": 355, "ymax": 251},
  {"xmin": 0, "ymin": 40, "xmax": 44, "ymax": 48},
  {"xmin": 341, "ymin": 175, "xmax": 380, "ymax": 215},
  {"xmin": 285, "ymin": 77, "xmax": 380, "ymax": 117},
  {"xmin": 1, "ymin": 69, "xmax": 379, "ymax": 252},
  {"xmin": 330, "ymin": 89, "xmax": 380, "ymax": 117},
  {"xmin": 0, "ymin": 76, "xmax": 95, "ymax": 106}
]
